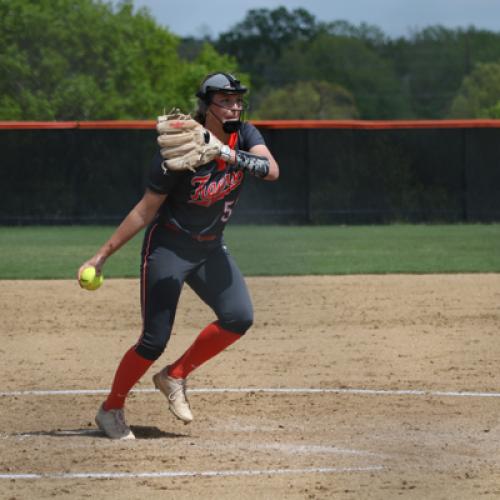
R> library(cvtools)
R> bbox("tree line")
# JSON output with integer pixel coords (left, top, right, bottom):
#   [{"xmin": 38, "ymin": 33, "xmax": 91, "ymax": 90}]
[
  {"xmin": 1, "ymin": 0, "xmax": 500, "ymax": 120},
  {"xmin": 0, "ymin": 0, "xmax": 239, "ymax": 120}
]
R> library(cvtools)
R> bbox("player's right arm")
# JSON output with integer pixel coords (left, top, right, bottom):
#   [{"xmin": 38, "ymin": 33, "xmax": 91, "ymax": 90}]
[{"xmin": 77, "ymin": 189, "xmax": 167, "ymax": 279}]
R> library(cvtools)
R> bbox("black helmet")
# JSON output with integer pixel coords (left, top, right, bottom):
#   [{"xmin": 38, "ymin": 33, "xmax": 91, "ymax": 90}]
[{"xmin": 196, "ymin": 72, "xmax": 247, "ymax": 102}]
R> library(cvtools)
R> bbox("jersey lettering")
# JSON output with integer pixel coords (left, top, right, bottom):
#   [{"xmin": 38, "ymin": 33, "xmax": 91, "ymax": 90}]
[{"xmin": 189, "ymin": 170, "xmax": 244, "ymax": 207}]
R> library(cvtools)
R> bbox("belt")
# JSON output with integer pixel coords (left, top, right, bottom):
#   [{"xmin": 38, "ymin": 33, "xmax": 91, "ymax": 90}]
[
  {"xmin": 164, "ymin": 222, "xmax": 217, "ymax": 242},
  {"xmin": 191, "ymin": 233, "xmax": 217, "ymax": 241}
]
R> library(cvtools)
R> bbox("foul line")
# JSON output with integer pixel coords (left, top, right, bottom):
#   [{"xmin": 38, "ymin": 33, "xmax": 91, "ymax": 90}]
[
  {"xmin": 0, "ymin": 465, "xmax": 383, "ymax": 481},
  {"xmin": 1, "ymin": 387, "xmax": 500, "ymax": 398}
]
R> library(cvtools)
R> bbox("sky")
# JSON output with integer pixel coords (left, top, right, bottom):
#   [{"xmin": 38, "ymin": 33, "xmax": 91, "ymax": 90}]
[{"xmin": 118, "ymin": 0, "xmax": 500, "ymax": 39}]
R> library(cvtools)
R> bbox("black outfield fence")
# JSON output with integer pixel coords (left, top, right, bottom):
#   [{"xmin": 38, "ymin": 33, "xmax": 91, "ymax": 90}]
[{"xmin": 0, "ymin": 119, "xmax": 499, "ymax": 224}]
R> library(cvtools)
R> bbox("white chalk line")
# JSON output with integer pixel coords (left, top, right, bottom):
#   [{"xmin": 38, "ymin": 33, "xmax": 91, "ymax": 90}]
[
  {"xmin": 0, "ymin": 465, "xmax": 384, "ymax": 481},
  {"xmin": 210, "ymin": 441, "xmax": 385, "ymax": 458},
  {"xmin": 1, "ymin": 387, "xmax": 500, "ymax": 398}
]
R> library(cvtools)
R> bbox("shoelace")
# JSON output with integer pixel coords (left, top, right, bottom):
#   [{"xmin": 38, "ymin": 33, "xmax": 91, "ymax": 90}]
[
  {"xmin": 113, "ymin": 409, "xmax": 129, "ymax": 432},
  {"xmin": 168, "ymin": 379, "xmax": 188, "ymax": 403}
]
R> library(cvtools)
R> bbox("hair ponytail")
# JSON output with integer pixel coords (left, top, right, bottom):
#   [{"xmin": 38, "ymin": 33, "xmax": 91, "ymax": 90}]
[{"xmin": 193, "ymin": 100, "xmax": 208, "ymax": 125}]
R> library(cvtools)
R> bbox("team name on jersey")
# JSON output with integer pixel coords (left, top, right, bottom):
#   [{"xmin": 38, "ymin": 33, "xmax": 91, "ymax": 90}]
[{"xmin": 189, "ymin": 170, "xmax": 244, "ymax": 207}]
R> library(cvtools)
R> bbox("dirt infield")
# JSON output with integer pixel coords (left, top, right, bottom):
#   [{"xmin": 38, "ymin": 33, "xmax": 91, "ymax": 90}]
[{"xmin": 1, "ymin": 274, "xmax": 500, "ymax": 499}]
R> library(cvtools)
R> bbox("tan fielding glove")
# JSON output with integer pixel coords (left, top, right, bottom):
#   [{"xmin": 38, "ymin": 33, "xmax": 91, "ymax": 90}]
[{"xmin": 157, "ymin": 109, "xmax": 225, "ymax": 171}]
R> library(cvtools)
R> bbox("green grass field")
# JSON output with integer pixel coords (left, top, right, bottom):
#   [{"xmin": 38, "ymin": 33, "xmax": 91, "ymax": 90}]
[{"xmin": 0, "ymin": 224, "xmax": 499, "ymax": 279}]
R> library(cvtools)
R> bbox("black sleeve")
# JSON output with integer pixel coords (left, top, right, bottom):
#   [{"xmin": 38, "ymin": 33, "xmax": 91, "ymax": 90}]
[
  {"xmin": 147, "ymin": 150, "xmax": 183, "ymax": 194},
  {"xmin": 239, "ymin": 122, "xmax": 266, "ymax": 151}
]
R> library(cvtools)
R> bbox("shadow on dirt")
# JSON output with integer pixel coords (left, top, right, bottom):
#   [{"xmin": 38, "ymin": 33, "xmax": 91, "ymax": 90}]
[{"xmin": 14, "ymin": 426, "xmax": 189, "ymax": 440}]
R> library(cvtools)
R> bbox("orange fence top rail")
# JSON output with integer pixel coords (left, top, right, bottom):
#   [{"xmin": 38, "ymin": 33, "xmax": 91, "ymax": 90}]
[
  {"xmin": 251, "ymin": 119, "xmax": 500, "ymax": 129},
  {"xmin": 1, "ymin": 119, "xmax": 500, "ymax": 130},
  {"xmin": 0, "ymin": 120, "xmax": 154, "ymax": 129}
]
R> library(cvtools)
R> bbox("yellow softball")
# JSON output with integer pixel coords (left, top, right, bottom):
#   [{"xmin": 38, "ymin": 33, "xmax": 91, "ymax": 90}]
[
  {"xmin": 80, "ymin": 266, "xmax": 104, "ymax": 291},
  {"xmin": 86, "ymin": 273, "xmax": 104, "ymax": 291}
]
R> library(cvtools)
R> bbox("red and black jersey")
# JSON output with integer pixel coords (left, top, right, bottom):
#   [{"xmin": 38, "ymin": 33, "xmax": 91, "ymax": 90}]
[{"xmin": 147, "ymin": 122, "xmax": 265, "ymax": 238}]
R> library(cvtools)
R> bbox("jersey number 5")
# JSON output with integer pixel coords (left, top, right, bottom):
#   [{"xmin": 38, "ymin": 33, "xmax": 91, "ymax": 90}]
[{"xmin": 221, "ymin": 200, "xmax": 236, "ymax": 223}]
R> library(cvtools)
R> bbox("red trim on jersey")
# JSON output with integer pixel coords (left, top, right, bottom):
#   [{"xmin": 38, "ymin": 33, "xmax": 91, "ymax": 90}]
[
  {"xmin": 164, "ymin": 221, "xmax": 217, "ymax": 241},
  {"xmin": 216, "ymin": 132, "xmax": 238, "ymax": 171}
]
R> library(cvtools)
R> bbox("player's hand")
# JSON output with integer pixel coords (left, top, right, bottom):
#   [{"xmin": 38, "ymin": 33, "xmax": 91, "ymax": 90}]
[{"xmin": 77, "ymin": 255, "xmax": 105, "ymax": 285}]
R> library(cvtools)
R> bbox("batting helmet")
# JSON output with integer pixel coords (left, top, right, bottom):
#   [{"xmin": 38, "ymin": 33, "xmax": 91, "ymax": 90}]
[{"xmin": 196, "ymin": 72, "xmax": 247, "ymax": 102}]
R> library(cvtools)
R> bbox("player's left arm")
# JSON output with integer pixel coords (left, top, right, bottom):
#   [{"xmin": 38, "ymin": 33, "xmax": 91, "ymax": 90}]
[
  {"xmin": 249, "ymin": 144, "xmax": 279, "ymax": 181},
  {"xmin": 226, "ymin": 144, "xmax": 279, "ymax": 181}
]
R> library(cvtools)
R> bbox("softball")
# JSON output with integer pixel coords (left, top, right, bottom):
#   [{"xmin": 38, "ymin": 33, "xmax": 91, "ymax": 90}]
[
  {"xmin": 80, "ymin": 266, "xmax": 96, "ymax": 286},
  {"xmin": 80, "ymin": 266, "xmax": 103, "ymax": 291},
  {"xmin": 86, "ymin": 273, "xmax": 104, "ymax": 291}
]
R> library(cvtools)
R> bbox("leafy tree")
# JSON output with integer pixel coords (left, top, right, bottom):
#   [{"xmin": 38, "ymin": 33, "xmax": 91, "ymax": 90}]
[
  {"xmin": 215, "ymin": 6, "xmax": 500, "ymax": 119},
  {"xmin": 216, "ymin": 7, "xmax": 319, "ymax": 88},
  {"xmin": 487, "ymin": 101, "xmax": 500, "ymax": 118},
  {"xmin": 0, "ymin": 0, "xmax": 241, "ymax": 119},
  {"xmin": 464, "ymin": 28, "xmax": 500, "ymax": 66},
  {"xmin": 449, "ymin": 62, "xmax": 500, "ymax": 118},
  {"xmin": 385, "ymin": 26, "xmax": 500, "ymax": 118},
  {"xmin": 251, "ymin": 80, "xmax": 358, "ymax": 119},
  {"xmin": 387, "ymin": 27, "xmax": 472, "ymax": 118},
  {"xmin": 275, "ymin": 34, "xmax": 411, "ymax": 119},
  {"xmin": 321, "ymin": 19, "xmax": 388, "ymax": 48}
]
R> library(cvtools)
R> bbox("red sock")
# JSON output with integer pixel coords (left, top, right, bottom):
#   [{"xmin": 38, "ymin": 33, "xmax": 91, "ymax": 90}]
[
  {"xmin": 103, "ymin": 346, "xmax": 154, "ymax": 410},
  {"xmin": 168, "ymin": 322, "xmax": 241, "ymax": 379}
]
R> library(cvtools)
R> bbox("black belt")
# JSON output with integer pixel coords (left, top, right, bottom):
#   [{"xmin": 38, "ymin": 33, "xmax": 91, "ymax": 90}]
[{"xmin": 164, "ymin": 222, "xmax": 217, "ymax": 241}]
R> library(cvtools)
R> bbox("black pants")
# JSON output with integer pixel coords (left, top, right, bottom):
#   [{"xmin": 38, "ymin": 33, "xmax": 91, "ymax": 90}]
[{"xmin": 136, "ymin": 223, "xmax": 253, "ymax": 361}]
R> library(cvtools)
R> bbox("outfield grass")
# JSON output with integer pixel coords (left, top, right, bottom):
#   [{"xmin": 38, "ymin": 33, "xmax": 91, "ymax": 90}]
[{"xmin": 0, "ymin": 224, "xmax": 499, "ymax": 279}]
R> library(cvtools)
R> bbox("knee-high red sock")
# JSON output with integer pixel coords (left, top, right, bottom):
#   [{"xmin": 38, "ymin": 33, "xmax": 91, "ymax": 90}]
[
  {"xmin": 104, "ymin": 346, "xmax": 154, "ymax": 410},
  {"xmin": 168, "ymin": 322, "xmax": 241, "ymax": 379}
]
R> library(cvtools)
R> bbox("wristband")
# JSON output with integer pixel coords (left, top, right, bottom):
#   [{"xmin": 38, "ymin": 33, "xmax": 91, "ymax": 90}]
[{"xmin": 219, "ymin": 145, "xmax": 232, "ymax": 162}]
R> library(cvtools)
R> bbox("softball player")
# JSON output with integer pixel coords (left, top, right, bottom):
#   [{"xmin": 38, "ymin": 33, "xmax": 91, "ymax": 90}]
[{"xmin": 78, "ymin": 72, "xmax": 279, "ymax": 439}]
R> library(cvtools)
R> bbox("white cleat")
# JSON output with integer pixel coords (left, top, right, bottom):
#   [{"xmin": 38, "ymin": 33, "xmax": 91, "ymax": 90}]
[
  {"xmin": 95, "ymin": 404, "xmax": 135, "ymax": 440},
  {"xmin": 153, "ymin": 369, "xmax": 193, "ymax": 424}
]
